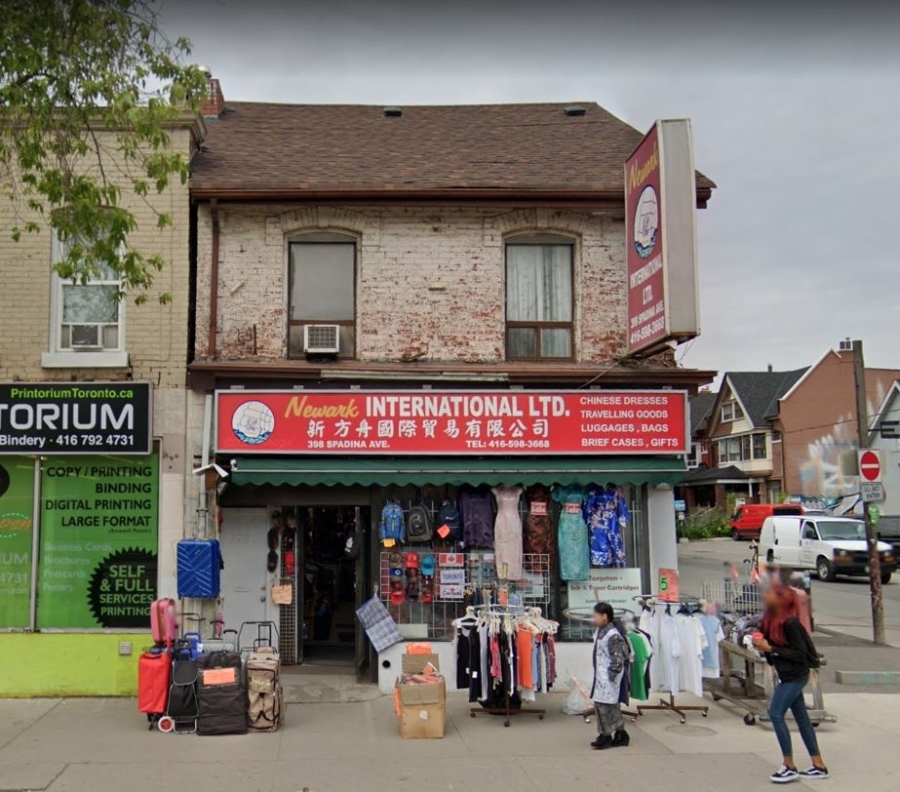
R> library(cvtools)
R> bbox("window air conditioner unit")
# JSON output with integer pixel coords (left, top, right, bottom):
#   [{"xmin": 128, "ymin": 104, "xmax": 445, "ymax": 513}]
[
  {"xmin": 70, "ymin": 325, "xmax": 104, "ymax": 351},
  {"xmin": 303, "ymin": 324, "xmax": 340, "ymax": 355}
]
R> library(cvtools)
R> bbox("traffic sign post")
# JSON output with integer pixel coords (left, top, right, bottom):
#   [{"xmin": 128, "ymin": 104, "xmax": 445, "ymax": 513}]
[{"xmin": 853, "ymin": 340, "xmax": 885, "ymax": 645}]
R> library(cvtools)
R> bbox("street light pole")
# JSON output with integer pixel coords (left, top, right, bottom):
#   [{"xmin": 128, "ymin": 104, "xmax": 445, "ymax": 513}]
[{"xmin": 852, "ymin": 339, "xmax": 885, "ymax": 645}]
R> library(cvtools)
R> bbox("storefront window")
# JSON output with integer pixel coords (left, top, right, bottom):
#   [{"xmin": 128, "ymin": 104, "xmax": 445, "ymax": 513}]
[
  {"xmin": 0, "ymin": 457, "xmax": 36, "ymax": 628},
  {"xmin": 37, "ymin": 454, "xmax": 159, "ymax": 629}
]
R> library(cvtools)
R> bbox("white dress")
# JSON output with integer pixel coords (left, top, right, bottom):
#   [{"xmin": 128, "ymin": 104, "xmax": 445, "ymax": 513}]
[
  {"xmin": 675, "ymin": 614, "xmax": 707, "ymax": 697},
  {"xmin": 491, "ymin": 486, "xmax": 524, "ymax": 580}
]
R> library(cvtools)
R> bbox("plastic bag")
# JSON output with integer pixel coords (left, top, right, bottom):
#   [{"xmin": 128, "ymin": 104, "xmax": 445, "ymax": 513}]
[{"xmin": 561, "ymin": 675, "xmax": 593, "ymax": 716}]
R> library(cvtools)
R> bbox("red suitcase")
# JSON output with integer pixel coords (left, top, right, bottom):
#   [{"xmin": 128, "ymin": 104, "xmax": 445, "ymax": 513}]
[
  {"xmin": 150, "ymin": 598, "xmax": 178, "ymax": 646},
  {"xmin": 138, "ymin": 651, "xmax": 171, "ymax": 716}
]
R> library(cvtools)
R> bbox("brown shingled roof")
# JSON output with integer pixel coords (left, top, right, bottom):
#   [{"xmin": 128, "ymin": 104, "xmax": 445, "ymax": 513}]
[{"xmin": 190, "ymin": 102, "xmax": 715, "ymax": 203}]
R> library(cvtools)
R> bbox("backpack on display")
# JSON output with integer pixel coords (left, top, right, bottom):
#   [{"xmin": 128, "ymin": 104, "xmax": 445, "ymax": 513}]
[
  {"xmin": 406, "ymin": 492, "xmax": 433, "ymax": 543},
  {"xmin": 246, "ymin": 646, "xmax": 283, "ymax": 732},
  {"xmin": 379, "ymin": 501, "xmax": 405, "ymax": 543},
  {"xmin": 435, "ymin": 500, "xmax": 462, "ymax": 542}
]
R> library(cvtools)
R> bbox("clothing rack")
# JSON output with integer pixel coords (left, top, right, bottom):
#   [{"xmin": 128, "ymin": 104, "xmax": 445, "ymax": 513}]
[
  {"xmin": 635, "ymin": 597, "xmax": 710, "ymax": 723},
  {"xmin": 460, "ymin": 604, "xmax": 550, "ymax": 727}
]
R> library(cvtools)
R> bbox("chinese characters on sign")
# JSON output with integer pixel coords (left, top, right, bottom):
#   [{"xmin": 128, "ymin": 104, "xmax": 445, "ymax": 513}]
[{"xmin": 216, "ymin": 390, "xmax": 688, "ymax": 455}]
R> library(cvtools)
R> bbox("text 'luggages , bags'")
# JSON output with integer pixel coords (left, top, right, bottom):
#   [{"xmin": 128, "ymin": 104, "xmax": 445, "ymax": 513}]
[
  {"xmin": 247, "ymin": 647, "xmax": 283, "ymax": 732},
  {"xmin": 138, "ymin": 651, "xmax": 171, "ymax": 716},
  {"xmin": 150, "ymin": 598, "xmax": 178, "ymax": 646},
  {"xmin": 177, "ymin": 539, "xmax": 221, "ymax": 599},
  {"xmin": 196, "ymin": 650, "xmax": 247, "ymax": 735}
]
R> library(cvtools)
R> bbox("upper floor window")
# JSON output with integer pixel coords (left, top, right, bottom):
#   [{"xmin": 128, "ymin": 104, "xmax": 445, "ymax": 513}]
[
  {"xmin": 288, "ymin": 234, "xmax": 356, "ymax": 359},
  {"xmin": 505, "ymin": 237, "xmax": 574, "ymax": 360},
  {"xmin": 721, "ymin": 400, "xmax": 744, "ymax": 423},
  {"xmin": 42, "ymin": 232, "xmax": 127, "ymax": 369},
  {"xmin": 718, "ymin": 432, "xmax": 768, "ymax": 462}
]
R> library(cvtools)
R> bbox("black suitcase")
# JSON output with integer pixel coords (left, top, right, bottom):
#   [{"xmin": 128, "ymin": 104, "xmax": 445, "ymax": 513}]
[{"xmin": 196, "ymin": 651, "xmax": 247, "ymax": 735}]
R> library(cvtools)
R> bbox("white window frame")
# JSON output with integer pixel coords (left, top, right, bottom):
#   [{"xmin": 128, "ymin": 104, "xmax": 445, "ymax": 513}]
[
  {"xmin": 721, "ymin": 400, "xmax": 744, "ymax": 423},
  {"xmin": 42, "ymin": 232, "xmax": 128, "ymax": 369}
]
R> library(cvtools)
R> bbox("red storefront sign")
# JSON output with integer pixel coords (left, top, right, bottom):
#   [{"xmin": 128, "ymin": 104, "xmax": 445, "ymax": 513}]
[
  {"xmin": 215, "ymin": 390, "xmax": 688, "ymax": 455},
  {"xmin": 626, "ymin": 123, "xmax": 667, "ymax": 354}
]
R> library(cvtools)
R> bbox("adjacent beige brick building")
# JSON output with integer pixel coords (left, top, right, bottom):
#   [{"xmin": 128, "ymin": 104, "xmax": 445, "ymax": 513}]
[{"xmin": 0, "ymin": 120, "xmax": 204, "ymax": 596}]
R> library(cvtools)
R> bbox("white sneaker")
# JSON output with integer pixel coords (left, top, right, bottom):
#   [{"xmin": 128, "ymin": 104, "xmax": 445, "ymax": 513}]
[{"xmin": 770, "ymin": 766, "xmax": 800, "ymax": 784}]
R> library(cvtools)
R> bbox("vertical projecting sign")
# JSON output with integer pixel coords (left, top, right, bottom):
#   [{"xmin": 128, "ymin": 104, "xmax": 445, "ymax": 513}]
[{"xmin": 625, "ymin": 120, "xmax": 700, "ymax": 355}]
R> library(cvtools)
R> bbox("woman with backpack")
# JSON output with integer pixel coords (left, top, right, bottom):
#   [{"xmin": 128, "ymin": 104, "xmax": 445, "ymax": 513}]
[{"xmin": 753, "ymin": 585, "xmax": 829, "ymax": 784}]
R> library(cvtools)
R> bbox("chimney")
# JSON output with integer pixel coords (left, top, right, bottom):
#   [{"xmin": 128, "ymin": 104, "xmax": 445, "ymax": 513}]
[
  {"xmin": 767, "ymin": 363, "xmax": 773, "ymax": 372},
  {"xmin": 198, "ymin": 68, "xmax": 225, "ymax": 118}
]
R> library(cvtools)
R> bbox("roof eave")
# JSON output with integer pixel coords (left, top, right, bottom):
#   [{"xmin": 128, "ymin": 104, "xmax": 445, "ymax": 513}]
[{"xmin": 189, "ymin": 186, "xmax": 714, "ymax": 209}]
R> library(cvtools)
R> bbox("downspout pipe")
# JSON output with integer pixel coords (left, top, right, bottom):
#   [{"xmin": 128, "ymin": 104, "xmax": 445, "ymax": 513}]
[{"xmin": 208, "ymin": 199, "xmax": 219, "ymax": 358}]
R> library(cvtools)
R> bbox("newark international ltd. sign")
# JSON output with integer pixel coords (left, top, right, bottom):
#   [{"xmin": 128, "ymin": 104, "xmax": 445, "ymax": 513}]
[{"xmin": 215, "ymin": 390, "xmax": 689, "ymax": 455}]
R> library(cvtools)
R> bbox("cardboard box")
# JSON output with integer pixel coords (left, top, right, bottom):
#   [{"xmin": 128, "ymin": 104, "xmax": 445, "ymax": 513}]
[
  {"xmin": 396, "ymin": 653, "xmax": 446, "ymax": 739},
  {"xmin": 398, "ymin": 702, "xmax": 446, "ymax": 739},
  {"xmin": 401, "ymin": 653, "xmax": 440, "ymax": 675}
]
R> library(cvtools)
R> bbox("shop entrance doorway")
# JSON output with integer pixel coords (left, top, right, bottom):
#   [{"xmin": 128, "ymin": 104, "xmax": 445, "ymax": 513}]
[
  {"xmin": 219, "ymin": 508, "xmax": 281, "ymax": 637},
  {"xmin": 299, "ymin": 505, "xmax": 369, "ymax": 669}
]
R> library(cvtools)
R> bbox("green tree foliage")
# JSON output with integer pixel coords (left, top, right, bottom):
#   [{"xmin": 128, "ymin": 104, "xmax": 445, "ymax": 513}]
[{"xmin": 0, "ymin": 0, "xmax": 205, "ymax": 303}]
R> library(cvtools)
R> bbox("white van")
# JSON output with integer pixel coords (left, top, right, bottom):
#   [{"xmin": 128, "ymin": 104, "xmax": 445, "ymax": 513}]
[{"xmin": 759, "ymin": 515, "xmax": 896, "ymax": 584}]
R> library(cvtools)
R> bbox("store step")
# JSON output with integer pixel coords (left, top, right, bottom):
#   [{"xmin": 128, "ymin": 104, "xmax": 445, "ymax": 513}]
[{"xmin": 282, "ymin": 675, "xmax": 383, "ymax": 704}]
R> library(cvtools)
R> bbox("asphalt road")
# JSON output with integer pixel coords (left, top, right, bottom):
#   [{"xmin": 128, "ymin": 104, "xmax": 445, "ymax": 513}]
[{"xmin": 677, "ymin": 538, "xmax": 900, "ymax": 646}]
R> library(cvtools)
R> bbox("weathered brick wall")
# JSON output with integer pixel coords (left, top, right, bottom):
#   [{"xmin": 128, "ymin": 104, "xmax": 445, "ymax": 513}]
[{"xmin": 195, "ymin": 204, "xmax": 628, "ymax": 363}]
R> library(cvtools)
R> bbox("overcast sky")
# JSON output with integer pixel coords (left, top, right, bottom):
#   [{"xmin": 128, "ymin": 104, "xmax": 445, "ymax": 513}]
[{"xmin": 162, "ymin": 0, "xmax": 900, "ymax": 377}]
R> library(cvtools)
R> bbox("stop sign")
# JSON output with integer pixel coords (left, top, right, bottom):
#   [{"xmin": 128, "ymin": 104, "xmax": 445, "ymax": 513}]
[{"xmin": 859, "ymin": 450, "xmax": 882, "ymax": 483}]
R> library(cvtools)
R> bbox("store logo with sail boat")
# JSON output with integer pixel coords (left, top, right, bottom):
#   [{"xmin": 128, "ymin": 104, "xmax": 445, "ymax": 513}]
[
  {"xmin": 633, "ymin": 185, "xmax": 659, "ymax": 260},
  {"xmin": 231, "ymin": 401, "xmax": 275, "ymax": 445}
]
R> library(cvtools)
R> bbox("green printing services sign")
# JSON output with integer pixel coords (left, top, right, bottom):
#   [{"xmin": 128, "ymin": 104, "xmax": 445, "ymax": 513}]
[
  {"xmin": 0, "ymin": 457, "xmax": 35, "ymax": 628},
  {"xmin": 37, "ymin": 454, "xmax": 159, "ymax": 629}
]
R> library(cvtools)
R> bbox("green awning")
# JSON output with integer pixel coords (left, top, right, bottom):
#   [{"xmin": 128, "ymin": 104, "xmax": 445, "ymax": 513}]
[{"xmin": 228, "ymin": 455, "xmax": 687, "ymax": 488}]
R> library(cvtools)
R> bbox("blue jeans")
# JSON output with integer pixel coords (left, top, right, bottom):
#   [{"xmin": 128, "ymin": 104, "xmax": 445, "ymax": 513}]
[{"xmin": 768, "ymin": 675, "xmax": 820, "ymax": 760}]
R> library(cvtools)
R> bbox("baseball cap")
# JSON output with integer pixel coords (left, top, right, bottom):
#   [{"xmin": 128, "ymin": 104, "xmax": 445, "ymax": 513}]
[
  {"xmin": 405, "ymin": 552, "xmax": 420, "ymax": 570},
  {"xmin": 389, "ymin": 589, "xmax": 405, "ymax": 606},
  {"xmin": 420, "ymin": 555, "xmax": 436, "ymax": 576}
]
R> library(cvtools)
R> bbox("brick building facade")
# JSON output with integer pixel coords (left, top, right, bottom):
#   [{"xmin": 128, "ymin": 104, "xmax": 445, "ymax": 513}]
[{"xmin": 186, "ymin": 83, "xmax": 716, "ymax": 676}]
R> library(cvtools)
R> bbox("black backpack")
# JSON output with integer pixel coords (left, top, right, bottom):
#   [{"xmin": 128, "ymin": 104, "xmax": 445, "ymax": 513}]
[
  {"xmin": 436, "ymin": 501, "xmax": 462, "ymax": 542},
  {"xmin": 406, "ymin": 504, "xmax": 432, "ymax": 543}
]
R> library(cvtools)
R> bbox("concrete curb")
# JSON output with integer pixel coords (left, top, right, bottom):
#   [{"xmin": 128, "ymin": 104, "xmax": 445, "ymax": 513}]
[{"xmin": 835, "ymin": 670, "xmax": 900, "ymax": 685}]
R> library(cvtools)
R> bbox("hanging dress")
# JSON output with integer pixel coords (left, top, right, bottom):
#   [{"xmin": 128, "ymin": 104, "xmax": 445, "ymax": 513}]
[
  {"xmin": 523, "ymin": 484, "xmax": 555, "ymax": 572},
  {"xmin": 458, "ymin": 486, "xmax": 496, "ymax": 549},
  {"xmin": 491, "ymin": 485, "xmax": 524, "ymax": 580},
  {"xmin": 552, "ymin": 485, "xmax": 589, "ymax": 581}
]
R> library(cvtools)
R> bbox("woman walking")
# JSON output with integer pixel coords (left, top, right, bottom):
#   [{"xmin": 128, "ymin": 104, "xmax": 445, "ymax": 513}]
[
  {"xmin": 753, "ymin": 585, "xmax": 829, "ymax": 783},
  {"xmin": 589, "ymin": 602, "xmax": 629, "ymax": 750}
]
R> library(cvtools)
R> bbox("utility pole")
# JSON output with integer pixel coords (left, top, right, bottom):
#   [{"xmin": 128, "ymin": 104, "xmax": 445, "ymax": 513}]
[{"xmin": 852, "ymin": 339, "xmax": 885, "ymax": 645}]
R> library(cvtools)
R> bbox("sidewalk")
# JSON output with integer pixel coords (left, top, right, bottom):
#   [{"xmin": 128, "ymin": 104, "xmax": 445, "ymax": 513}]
[{"xmin": 0, "ymin": 690, "xmax": 895, "ymax": 792}]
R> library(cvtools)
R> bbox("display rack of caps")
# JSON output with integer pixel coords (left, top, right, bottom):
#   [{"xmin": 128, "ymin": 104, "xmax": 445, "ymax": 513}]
[
  {"xmin": 267, "ymin": 511, "xmax": 297, "ymax": 575},
  {"xmin": 386, "ymin": 551, "xmax": 439, "ymax": 605}
]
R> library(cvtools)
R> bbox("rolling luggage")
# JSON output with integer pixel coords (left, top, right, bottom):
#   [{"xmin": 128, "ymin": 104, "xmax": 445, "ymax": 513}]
[
  {"xmin": 246, "ymin": 647, "xmax": 283, "ymax": 732},
  {"xmin": 151, "ymin": 598, "xmax": 178, "ymax": 646},
  {"xmin": 163, "ymin": 645, "xmax": 200, "ymax": 733},
  {"xmin": 196, "ymin": 650, "xmax": 247, "ymax": 735},
  {"xmin": 177, "ymin": 539, "xmax": 221, "ymax": 599},
  {"xmin": 138, "ymin": 650, "xmax": 171, "ymax": 726}
]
